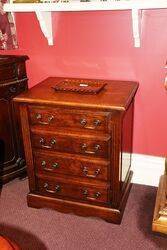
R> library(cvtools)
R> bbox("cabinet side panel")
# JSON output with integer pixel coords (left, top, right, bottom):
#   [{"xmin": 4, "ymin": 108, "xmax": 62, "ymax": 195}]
[
  {"xmin": 110, "ymin": 111, "xmax": 123, "ymax": 208},
  {"xmin": 121, "ymin": 101, "xmax": 134, "ymax": 190},
  {"xmin": 19, "ymin": 104, "xmax": 36, "ymax": 191}
]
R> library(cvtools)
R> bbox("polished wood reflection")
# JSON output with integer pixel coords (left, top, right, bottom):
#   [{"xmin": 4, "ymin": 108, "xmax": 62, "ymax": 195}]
[{"xmin": 14, "ymin": 77, "xmax": 138, "ymax": 223}]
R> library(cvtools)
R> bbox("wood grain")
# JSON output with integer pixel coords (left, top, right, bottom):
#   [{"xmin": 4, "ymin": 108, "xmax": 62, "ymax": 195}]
[
  {"xmin": 0, "ymin": 55, "xmax": 28, "ymax": 183},
  {"xmin": 14, "ymin": 77, "xmax": 138, "ymax": 223}
]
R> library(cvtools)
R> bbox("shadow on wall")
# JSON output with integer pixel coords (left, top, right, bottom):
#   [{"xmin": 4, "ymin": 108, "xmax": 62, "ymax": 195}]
[
  {"xmin": 0, "ymin": 139, "xmax": 5, "ymax": 190},
  {"xmin": 0, "ymin": 224, "xmax": 47, "ymax": 250}
]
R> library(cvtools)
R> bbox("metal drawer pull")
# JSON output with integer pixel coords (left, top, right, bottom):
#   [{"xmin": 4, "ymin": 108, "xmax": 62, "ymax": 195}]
[
  {"xmin": 80, "ymin": 119, "xmax": 101, "ymax": 130},
  {"xmin": 9, "ymin": 86, "xmax": 17, "ymax": 93},
  {"xmin": 44, "ymin": 183, "xmax": 61, "ymax": 194},
  {"xmin": 39, "ymin": 138, "xmax": 56, "ymax": 149},
  {"xmin": 52, "ymin": 162, "xmax": 59, "ymax": 169},
  {"xmin": 81, "ymin": 143, "xmax": 101, "ymax": 154},
  {"xmin": 41, "ymin": 161, "xmax": 59, "ymax": 171},
  {"xmin": 94, "ymin": 119, "xmax": 101, "ymax": 126},
  {"xmin": 83, "ymin": 166, "xmax": 100, "ymax": 178},
  {"xmin": 36, "ymin": 113, "xmax": 54, "ymax": 125},
  {"xmin": 82, "ymin": 189, "xmax": 101, "ymax": 200},
  {"xmin": 80, "ymin": 118, "xmax": 87, "ymax": 126}
]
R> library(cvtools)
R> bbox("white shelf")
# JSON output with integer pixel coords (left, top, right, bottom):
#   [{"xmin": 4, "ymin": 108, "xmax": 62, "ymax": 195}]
[
  {"xmin": 4, "ymin": 1, "xmax": 167, "ymax": 12},
  {"xmin": 3, "ymin": 0, "xmax": 167, "ymax": 47}
]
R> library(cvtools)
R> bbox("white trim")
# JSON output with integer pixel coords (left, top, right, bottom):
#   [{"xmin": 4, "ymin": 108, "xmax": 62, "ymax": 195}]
[
  {"xmin": 3, "ymin": 0, "xmax": 167, "ymax": 46},
  {"xmin": 35, "ymin": 11, "xmax": 53, "ymax": 45},
  {"xmin": 131, "ymin": 8, "xmax": 140, "ymax": 47},
  {"xmin": 4, "ymin": 1, "xmax": 167, "ymax": 12},
  {"xmin": 131, "ymin": 153, "xmax": 165, "ymax": 187}
]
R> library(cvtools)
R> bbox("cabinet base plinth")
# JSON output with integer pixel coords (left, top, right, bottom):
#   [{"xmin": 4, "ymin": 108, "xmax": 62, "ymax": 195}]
[
  {"xmin": 27, "ymin": 193, "xmax": 121, "ymax": 224},
  {"xmin": 27, "ymin": 171, "xmax": 133, "ymax": 224}
]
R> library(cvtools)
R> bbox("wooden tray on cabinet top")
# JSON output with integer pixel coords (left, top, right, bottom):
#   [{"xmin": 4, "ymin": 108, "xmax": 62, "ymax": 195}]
[{"xmin": 52, "ymin": 78, "xmax": 107, "ymax": 94}]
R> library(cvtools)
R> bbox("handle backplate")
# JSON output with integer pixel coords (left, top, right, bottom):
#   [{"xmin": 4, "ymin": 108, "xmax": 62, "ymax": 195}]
[
  {"xmin": 39, "ymin": 138, "xmax": 56, "ymax": 149},
  {"xmin": 82, "ymin": 189, "xmax": 101, "ymax": 200},
  {"xmin": 41, "ymin": 160, "xmax": 59, "ymax": 171},
  {"xmin": 82, "ymin": 166, "xmax": 100, "ymax": 178},
  {"xmin": 81, "ymin": 143, "xmax": 101, "ymax": 154},
  {"xmin": 44, "ymin": 183, "xmax": 61, "ymax": 194},
  {"xmin": 80, "ymin": 118, "xmax": 101, "ymax": 130},
  {"xmin": 36, "ymin": 113, "xmax": 54, "ymax": 125}
]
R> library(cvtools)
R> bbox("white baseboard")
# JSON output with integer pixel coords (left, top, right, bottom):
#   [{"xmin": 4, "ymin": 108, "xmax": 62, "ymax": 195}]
[{"xmin": 131, "ymin": 154, "xmax": 165, "ymax": 187}]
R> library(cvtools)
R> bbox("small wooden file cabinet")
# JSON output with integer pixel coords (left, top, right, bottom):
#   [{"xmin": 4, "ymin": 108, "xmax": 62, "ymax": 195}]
[{"xmin": 14, "ymin": 77, "xmax": 138, "ymax": 223}]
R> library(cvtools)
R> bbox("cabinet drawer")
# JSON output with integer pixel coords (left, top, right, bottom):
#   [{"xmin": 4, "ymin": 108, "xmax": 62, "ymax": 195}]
[
  {"xmin": 37, "ymin": 177, "xmax": 109, "ymax": 204},
  {"xmin": 34, "ymin": 151, "xmax": 109, "ymax": 181},
  {"xmin": 29, "ymin": 106, "xmax": 110, "ymax": 133},
  {"xmin": 0, "ymin": 82, "xmax": 27, "ymax": 99},
  {"xmin": 31, "ymin": 132, "xmax": 110, "ymax": 159},
  {"xmin": 0, "ymin": 64, "xmax": 16, "ymax": 83}
]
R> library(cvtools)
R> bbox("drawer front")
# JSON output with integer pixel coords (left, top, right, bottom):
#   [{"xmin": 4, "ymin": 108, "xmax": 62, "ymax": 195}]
[
  {"xmin": 37, "ymin": 177, "xmax": 109, "ymax": 204},
  {"xmin": 0, "ymin": 64, "xmax": 16, "ymax": 83},
  {"xmin": 31, "ymin": 132, "xmax": 110, "ymax": 158},
  {"xmin": 29, "ymin": 106, "xmax": 110, "ymax": 132},
  {"xmin": 0, "ymin": 81, "xmax": 27, "ymax": 99},
  {"xmin": 34, "ymin": 152, "xmax": 109, "ymax": 181},
  {"xmin": 17, "ymin": 62, "xmax": 27, "ymax": 79}
]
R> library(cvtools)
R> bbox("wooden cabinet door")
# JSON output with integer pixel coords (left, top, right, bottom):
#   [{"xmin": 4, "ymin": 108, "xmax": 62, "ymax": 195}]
[
  {"xmin": 0, "ymin": 55, "xmax": 29, "ymax": 183},
  {"xmin": 0, "ymin": 99, "xmax": 17, "ymax": 167}
]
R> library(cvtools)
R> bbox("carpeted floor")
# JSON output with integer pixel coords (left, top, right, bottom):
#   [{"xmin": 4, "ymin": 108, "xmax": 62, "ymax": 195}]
[{"xmin": 0, "ymin": 179, "xmax": 167, "ymax": 250}]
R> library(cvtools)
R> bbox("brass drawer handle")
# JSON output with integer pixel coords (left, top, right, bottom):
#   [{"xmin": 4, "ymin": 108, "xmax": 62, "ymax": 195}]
[
  {"xmin": 36, "ymin": 113, "xmax": 54, "ymax": 125},
  {"xmin": 80, "ymin": 119, "xmax": 101, "ymax": 130},
  {"xmin": 82, "ymin": 166, "xmax": 100, "ymax": 178},
  {"xmin": 44, "ymin": 183, "xmax": 61, "ymax": 194},
  {"xmin": 41, "ymin": 161, "xmax": 59, "ymax": 171},
  {"xmin": 39, "ymin": 138, "xmax": 56, "ymax": 149},
  {"xmin": 82, "ymin": 189, "xmax": 101, "ymax": 200},
  {"xmin": 81, "ymin": 143, "xmax": 101, "ymax": 154}
]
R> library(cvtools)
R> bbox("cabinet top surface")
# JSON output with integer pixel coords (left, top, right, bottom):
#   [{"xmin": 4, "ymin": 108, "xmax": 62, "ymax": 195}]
[
  {"xmin": 14, "ymin": 77, "xmax": 138, "ymax": 111},
  {"xmin": 0, "ymin": 55, "xmax": 29, "ymax": 66}
]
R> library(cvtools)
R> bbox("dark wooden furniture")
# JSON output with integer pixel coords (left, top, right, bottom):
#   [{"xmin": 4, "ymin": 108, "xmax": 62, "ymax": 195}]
[
  {"xmin": 14, "ymin": 77, "xmax": 138, "ymax": 224},
  {"xmin": 0, "ymin": 55, "xmax": 29, "ymax": 184}
]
